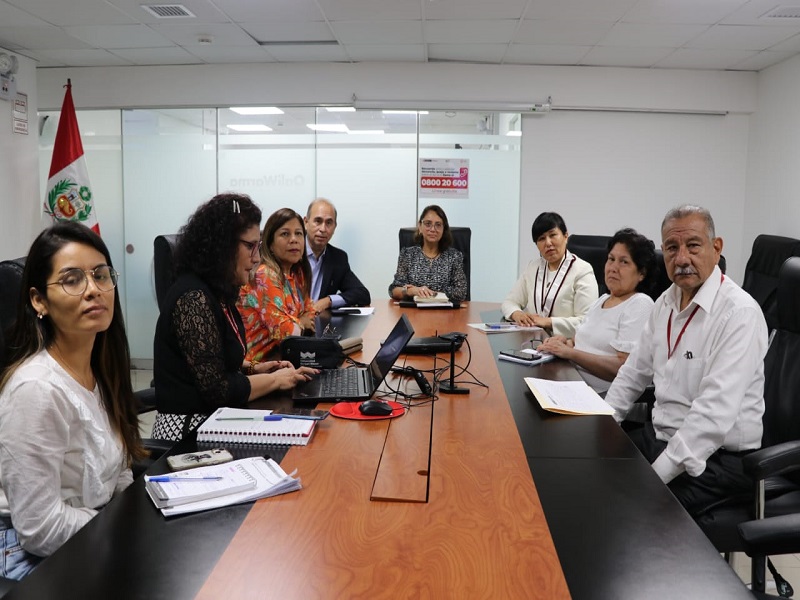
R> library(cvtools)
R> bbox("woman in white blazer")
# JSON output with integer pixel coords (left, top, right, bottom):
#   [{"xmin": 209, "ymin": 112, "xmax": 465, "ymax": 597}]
[{"xmin": 502, "ymin": 212, "xmax": 598, "ymax": 337}]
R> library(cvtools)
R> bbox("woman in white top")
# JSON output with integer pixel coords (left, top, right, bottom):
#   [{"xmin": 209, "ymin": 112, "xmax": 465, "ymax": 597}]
[
  {"xmin": 502, "ymin": 212, "xmax": 598, "ymax": 337},
  {"xmin": 0, "ymin": 222, "xmax": 144, "ymax": 579},
  {"xmin": 538, "ymin": 228, "xmax": 657, "ymax": 393}
]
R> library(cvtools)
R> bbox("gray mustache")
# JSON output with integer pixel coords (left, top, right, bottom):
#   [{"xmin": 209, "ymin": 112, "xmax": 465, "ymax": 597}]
[{"xmin": 674, "ymin": 267, "xmax": 698, "ymax": 275}]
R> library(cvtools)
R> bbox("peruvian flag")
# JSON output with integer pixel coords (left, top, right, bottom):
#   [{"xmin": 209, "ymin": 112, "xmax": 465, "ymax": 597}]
[{"xmin": 43, "ymin": 79, "xmax": 99, "ymax": 234}]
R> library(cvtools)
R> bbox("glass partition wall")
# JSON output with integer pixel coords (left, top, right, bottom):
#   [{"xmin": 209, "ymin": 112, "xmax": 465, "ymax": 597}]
[{"xmin": 39, "ymin": 107, "xmax": 521, "ymax": 362}]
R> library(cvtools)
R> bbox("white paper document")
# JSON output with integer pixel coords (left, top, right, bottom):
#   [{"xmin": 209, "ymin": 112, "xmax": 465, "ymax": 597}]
[
  {"xmin": 524, "ymin": 378, "xmax": 615, "ymax": 416},
  {"xmin": 469, "ymin": 322, "xmax": 546, "ymax": 334}
]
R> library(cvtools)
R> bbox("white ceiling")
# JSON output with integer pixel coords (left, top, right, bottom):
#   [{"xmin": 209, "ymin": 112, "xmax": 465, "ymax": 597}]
[{"xmin": 3, "ymin": 0, "xmax": 800, "ymax": 71}]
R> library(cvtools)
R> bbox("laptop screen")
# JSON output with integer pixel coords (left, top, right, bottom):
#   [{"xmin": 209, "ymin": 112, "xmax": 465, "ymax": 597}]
[{"xmin": 368, "ymin": 314, "xmax": 414, "ymax": 384}]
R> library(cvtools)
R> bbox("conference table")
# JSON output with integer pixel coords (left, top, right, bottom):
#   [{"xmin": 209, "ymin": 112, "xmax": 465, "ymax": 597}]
[{"xmin": 5, "ymin": 301, "xmax": 751, "ymax": 599}]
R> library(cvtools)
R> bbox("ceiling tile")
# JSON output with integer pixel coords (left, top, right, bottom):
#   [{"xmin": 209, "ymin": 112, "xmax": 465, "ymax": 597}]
[
  {"xmin": 622, "ymin": 0, "xmax": 749, "ymax": 25},
  {"xmin": 425, "ymin": 20, "xmax": 517, "ymax": 44},
  {"xmin": 345, "ymin": 43, "xmax": 425, "ymax": 61},
  {"xmin": 600, "ymin": 22, "xmax": 708, "ymax": 47},
  {"xmin": 581, "ymin": 45, "xmax": 675, "ymax": 67},
  {"xmin": 316, "ymin": 0, "xmax": 421, "ymax": 21},
  {"xmin": 0, "ymin": 1, "xmax": 52, "ymax": 27},
  {"xmin": 264, "ymin": 44, "xmax": 350, "ymax": 62},
  {"xmin": 110, "ymin": 46, "xmax": 201, "ymax": 64},
  {"xmin": 150, "ymin": 22, "xmax": 258, "ymax": 46},
  {"xmin": 769, "ymin": 32, "xmax": 800, "ymax": 53},
  {"xmin": 331, "ymin": 20, "xmax": 423, "ymax": 44},
  {"xmin": 504, "ymin": 43, "xmax": 589, "ymax": 65},
  {"xmin": 0, "ymin": 26, "xmax": 91, "ymax": 50},
  {"xmin": 210, "ymin": 0, "xmax": 325, "ymax": 21},
  {"xmin": 525, "ymin": 0, "xmax": 639, "ymax": 21},
  {"xmin": 241, "ymin": 22, "xmax": 335, "ymax": 43},
  {"xmin": 515, "ymin": 20, "xmax": 614, "ymax": 45},
  {"xmin": 184, "ymin": 45, "xmax": 275, "ymax": 63},
  {"xmin": 728, "ymin": 50, "xmax": 796, "ymax": 70},
  {"xmin": 686, "ymin": 24, "xmax": 799, "ymax": 50},
  {"xmin": 37, "ymin": 48, "xmax": 133, "ymax": 66},
  {"xmin": 428, "ymin": 43, "xmax": 509, "ymax": 63},
  {"xmin": 425, "ymin": 0, "xmax": 528, "ymax": 20},
  {"xmin": 5, "ymin": 0, "xmax": 135, "ymax": 26},
  {"xmin": 654, "ymin": 47, "xmax": 757, "ymax": 69},
  {"xmin": 63, "ymin": 24, "xmax": 174, "ymax": 49}
]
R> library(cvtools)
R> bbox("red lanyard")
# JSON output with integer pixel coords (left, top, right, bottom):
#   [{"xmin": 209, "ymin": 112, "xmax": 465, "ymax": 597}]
[
  {"xmin": 666, "ymin": 272, "xmax": 723, "ymax": 359},
  {"xmin": 221, "ymin": 303, "xmax": 246, "ymax": 356}
]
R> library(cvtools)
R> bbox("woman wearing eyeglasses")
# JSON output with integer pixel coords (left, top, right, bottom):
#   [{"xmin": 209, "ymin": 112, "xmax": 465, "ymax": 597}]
[
  {"xmin": 152, "ymin": 195, "xmax": 314, "ymax": 441},
  {"xmin": 389, "ymin": 205, "xmax": 467, "ymax": 302},
  {"xmin": 238, "ymin": 208, "xmax": 315, "ymax": 361},
  {"xmin": 0, "ymin": 222, "xmax": 144, "ymax": 578}
]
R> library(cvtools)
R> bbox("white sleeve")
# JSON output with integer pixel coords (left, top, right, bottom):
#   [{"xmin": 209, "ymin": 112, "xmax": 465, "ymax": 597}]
[
  {"xmin": 0, "ymin": 380, "xmax": 96, "ymax": 557},
  {"xmin": 550, "ymin": 264, "xmax": 599, "ymax": 337}
]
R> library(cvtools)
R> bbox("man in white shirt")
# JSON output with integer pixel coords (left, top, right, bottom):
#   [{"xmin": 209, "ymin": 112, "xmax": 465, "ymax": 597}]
[
  {"xmin": 304, "ymin": 198, "xmax": 370, "ymax": 314},
  {"xmin": 605, "ymin": 205, "xmax": 768, "ymax": 516}
]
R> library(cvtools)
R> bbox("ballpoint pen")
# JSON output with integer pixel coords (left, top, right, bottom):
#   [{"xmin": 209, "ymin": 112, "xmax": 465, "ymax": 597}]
[
  {"xmin": 145, "ymin": 476, "xmax": 224, "ymax": 482},
  {"xmin": 215, "ymin": 416, "xmax": 283, "ymax": 421}
]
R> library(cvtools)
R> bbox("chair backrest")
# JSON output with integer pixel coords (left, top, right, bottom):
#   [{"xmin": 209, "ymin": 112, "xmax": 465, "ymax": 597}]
[
  {"xmin": 761, "ymin": 256, "xmax": 800, "ymax": 448},
  {"xmin": 566, "ymin": 234, "xmax": 611, "ymax": 295},
  {"xmin": 154, "ymin": 234, "xmax": 180, "ymax": 313},
  {"xmin": 399, "ymin": 227, "xmax": 471, "ymax": 300},
  {"xmin": 0, "ymin": 257, "xmax": 26, "ymax": 337},
  {"xmin": 742, "ymin": 234, "xmax": 800, "ymax": 332}
]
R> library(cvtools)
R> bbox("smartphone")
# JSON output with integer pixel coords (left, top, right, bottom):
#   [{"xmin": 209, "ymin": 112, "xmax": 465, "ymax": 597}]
[
  {"xmin": 272, "ymin": 408, "xmax": 330, "ymax": 420},
  {"xmin": 167, "ymin": 448, "xmax": 233, "ymax": 471},
  {"xmin": 499, "ymin": 349, "xmax": 541, "ymax": 362}
]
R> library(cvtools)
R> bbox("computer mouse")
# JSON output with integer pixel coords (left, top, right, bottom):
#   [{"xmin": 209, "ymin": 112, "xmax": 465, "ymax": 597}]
[{"xmin": 358, "ymin": 400, "xmax": 394, "ymax": 416}]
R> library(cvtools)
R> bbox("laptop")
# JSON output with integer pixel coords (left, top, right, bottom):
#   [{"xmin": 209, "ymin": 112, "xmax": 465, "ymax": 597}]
[{"xmin": 292, "ymin": 314, "xmax": 415, "ymax": 402}]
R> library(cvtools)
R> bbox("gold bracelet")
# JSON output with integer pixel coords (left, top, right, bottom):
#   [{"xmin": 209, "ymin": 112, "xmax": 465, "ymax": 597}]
[{"xmin": 247, "ymin": 360, "xmax": 259, "ymax": 376}]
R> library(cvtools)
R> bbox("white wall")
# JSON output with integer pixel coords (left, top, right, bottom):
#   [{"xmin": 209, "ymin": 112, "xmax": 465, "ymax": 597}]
[
  {"xmin": 36, "ymin": 61, "xmax": 759, "ymax": 282},
  {"xmin": 0, "ymin": 49, "xmax": 40, "ymax": 259},
  {"xmin": 745, "ymin": 55, "xmax": 800, "ymax": 250}
]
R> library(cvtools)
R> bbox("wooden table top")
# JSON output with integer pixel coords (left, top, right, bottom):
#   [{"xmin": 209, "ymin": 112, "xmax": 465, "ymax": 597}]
[{"xmin": 196, "ymin": 301, "xmax": 571, "ymax": 600}]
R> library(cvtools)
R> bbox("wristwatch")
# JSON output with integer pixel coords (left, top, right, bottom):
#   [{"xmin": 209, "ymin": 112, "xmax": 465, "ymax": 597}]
[{"xmin": 402, "ymin": 284, "xmax": 410, "ymax": 295}]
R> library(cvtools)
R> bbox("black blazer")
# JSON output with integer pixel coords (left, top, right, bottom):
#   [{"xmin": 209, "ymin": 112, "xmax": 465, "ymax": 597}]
[{"xmin": 317, "ymin": 244, "xmax": 371, "ymax": 306}]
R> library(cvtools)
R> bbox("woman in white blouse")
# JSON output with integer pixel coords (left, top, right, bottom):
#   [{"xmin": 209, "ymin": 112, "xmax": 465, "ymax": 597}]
[
  {"xmin": 538, "ymin": 228, "xmax": 657, "ymax": 393},
  {"xmin": 0, "ymin": 222, "xmax": 144, "ymax": 579},
  {"xmin": 502, "ymin": 212, "xmax": 598, "ymax": 337}
]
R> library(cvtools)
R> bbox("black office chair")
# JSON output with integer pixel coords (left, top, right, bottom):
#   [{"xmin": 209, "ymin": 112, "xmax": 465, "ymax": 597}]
[
  {"xmin": 742, "ymin": 234, "xmax": 800, "ymax": 332},
  {"xmin": 695, "ymin": 256, "xmax": 800, "ymax": 593},
  {"xmin": 566, "ymin": 234, "xmax": 611, "ymax": 295},
  {"xmin": 399, "ymin": 226, "xmax": 471, "ymax": 300},
  {"xmin": 739, "ymin": 513, "xmax": 800, "ymax": 598},
  {"xmin": 0, "ymin": 257, "xmax": 26, "ymax": 365},
  {"xmin": 154, "ymin": 234, "xmax": 180, "ymax": 312}
]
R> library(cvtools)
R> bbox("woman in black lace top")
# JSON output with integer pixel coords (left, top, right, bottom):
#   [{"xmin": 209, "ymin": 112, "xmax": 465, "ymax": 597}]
[
  {"xmin": 389, "ymin": 205, "xmax": 467, "ymax": 302},
  {"xmin": 152, "ymin": 194, "xmax": 315, "ymax": 441}
]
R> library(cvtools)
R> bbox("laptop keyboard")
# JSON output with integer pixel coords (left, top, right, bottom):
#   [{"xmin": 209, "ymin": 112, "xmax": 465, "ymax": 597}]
[{"xmin": 320, "ymin": 368, "xmax": 362, "ymax": 396}]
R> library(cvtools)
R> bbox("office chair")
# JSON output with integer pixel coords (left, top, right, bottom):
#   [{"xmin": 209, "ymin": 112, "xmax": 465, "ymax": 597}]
[
  {"xmin": 0, "ymin": 257, "xmax": 25, "ymax": 364},
  {"xmin": 566, "ymin": 234, "xmax": 611, "ymax": 295},
  {"xmin": 739, "ymin": 513, "xmax": 800, "ymax": 599},
  {"xmin": 695, "ymin": 256, "xmax": 800, "ymax": 594},
  {"xmin": 154, "ymin": 234, "xmax": 180, "ymax": 312},
  {"xmin": 399, "ymin": 226, "xmax": 471, "ymax": 300},
  {"xmin": 742, "ymin": 234, "xmax": 800, "ymax": 332}
]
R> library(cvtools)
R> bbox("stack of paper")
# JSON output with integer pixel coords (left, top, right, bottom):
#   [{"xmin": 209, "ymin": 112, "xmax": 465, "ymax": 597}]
[
  {"xmin": 413, "ymin": 292, "xmax": 449, "ymax": 303},
  {"xmin": 524, "ymin": 377, "xmax": 615, "ymax": 416},
  {"xmin": 144, "ymin": 456, "xmax": 302, "ymax": 516}
]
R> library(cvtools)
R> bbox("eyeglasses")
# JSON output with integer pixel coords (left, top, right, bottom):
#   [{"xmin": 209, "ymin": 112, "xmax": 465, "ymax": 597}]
[
  {"xmin": 421, "ymin": 220, "xmax": 443, "ymax": 231},
  {"xmin": 240, "ymin": 239, "xmax": 262, "ymax": 257},
  {"xmin": 47, "ymin": 266, "xmax": 119, "ymax": 296}
]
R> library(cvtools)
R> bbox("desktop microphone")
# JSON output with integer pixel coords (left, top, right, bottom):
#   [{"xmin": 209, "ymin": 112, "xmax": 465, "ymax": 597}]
[{"xmin": 438, "ymin": 333, "xmax": 469, "ymax": 395}]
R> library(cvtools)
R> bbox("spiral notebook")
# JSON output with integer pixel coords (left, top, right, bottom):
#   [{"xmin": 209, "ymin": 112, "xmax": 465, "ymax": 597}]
[{"xmin": 197, "ymin": 407, "xmax": 316, "ymax": 446}]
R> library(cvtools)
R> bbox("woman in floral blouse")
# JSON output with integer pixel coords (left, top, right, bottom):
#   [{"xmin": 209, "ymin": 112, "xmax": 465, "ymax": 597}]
[{"xmin": 239, "ymin": 208, "xmax": 315, "ymax": 361}]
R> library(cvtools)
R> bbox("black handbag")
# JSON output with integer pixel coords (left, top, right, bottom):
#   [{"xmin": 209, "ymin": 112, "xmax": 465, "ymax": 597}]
[{"xmin": 279, "ymin": 336, "xmax": 344, "ymax": 369}]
